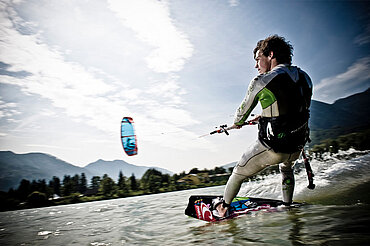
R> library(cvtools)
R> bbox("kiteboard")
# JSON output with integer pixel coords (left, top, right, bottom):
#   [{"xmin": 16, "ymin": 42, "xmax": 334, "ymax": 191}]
[{"xmin": 185, "ymin": 195, "xmax": 302, "ymax": 222}]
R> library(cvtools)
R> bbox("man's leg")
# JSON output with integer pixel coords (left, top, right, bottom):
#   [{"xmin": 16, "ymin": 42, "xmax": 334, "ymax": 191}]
[
  {"xmin": 279, "ymin": 159, "xmax": 297, "ymax": 205},
  {"xmin": 223, "ymin": 140, "xmax": 270, "ymax": 203},
  {"xmin": 217, "ymin": 140, "xmax": 301, "ymax": 216},
  {"xmin": 223, "ymin": 172, "xmax": 246, "ymax": 205},
  {"xmin": 217, "ymin": 140, "xmax": 276, "ymax": 217}
]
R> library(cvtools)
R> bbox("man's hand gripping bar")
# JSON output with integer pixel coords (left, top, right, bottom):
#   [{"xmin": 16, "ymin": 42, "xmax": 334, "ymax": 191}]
[{"xmin": 210, "ymin": 118, "xmax": 259, "ymax": 136}]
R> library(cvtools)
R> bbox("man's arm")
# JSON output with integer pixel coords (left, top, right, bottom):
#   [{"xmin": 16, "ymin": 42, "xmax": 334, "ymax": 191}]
[{"xmin": 234, "ymin": 77, "xmax": 261, "ymax": 126}]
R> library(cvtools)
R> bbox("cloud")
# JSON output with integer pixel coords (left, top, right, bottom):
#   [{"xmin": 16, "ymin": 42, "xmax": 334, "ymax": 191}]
[
  {"xmin": 26, "ymin": 144, "xmax": 75, "ymax": 150},
  {"xmin": 354, "ymin": 12, "xmax": 370, "ymax": 46},
  {"xmin": 354, "ymin": 25, "xmax": 370, "ymax": 46},
  {"xmin": 146, "ymin": 74, "xmax": 187, "ymax": 105},
  {"xmin": 107, "ymin": 0, "xmax": 194, "ymax": 73},
  {"xmin": 314, "ymin": 57, "xmax": 370, "ymax": 102},
  {"xmin": 0, "ymin": 1, "xmax": 204, "ymax": 152},
  {"xmin": 0, "ymin": 2, "xmax": 120, "ymax": 130},
  {"xmin": 0, "ymin": 98, "xmax": 20, "ymax": 120},
  {"xmin": 228, "ymin": 0, "xmax": 240, "ymax": 7}
]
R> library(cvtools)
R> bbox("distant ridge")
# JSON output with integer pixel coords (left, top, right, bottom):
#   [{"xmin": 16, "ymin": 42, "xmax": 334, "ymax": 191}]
[
  {"xmin": 0, "ymin": 151, "xmax": 91, "ymax": 192},
  {"xmin": 309, "ymin": 88, "xmax": 370, "ymax": 145},
  {"xmin": 0, "ymin": 151, "xmax": 172, "ymax": 191},
  {"xmin": 221, "ymin": 161, "xmax": 237, "ymax": 171},
  {"xmin": 84, "ymin": 159, "xmax": 173, "ymax": 181},
  {"xmin": 332, "ymin": 88, "xmax": 370, "ymax": 123}
]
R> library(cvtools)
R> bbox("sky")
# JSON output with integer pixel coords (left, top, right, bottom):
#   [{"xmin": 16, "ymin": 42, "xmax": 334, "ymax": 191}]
[{"xmin": 0, "ymin": 0, "xmax": 369, "ymax": 174}]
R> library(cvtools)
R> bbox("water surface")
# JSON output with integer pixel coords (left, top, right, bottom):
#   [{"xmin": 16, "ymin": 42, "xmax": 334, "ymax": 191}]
[{"xmin": 1, "ymin": 152, "xmax": 369, "ymax": 245}]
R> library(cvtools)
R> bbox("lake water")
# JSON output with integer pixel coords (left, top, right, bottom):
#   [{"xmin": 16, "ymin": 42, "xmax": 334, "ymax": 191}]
[{"xmin": 1, "ymin": 151, "xmax": 369, "ymax": 245}]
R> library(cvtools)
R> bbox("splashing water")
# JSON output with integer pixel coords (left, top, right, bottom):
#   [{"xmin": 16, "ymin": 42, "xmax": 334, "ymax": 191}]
[{"xmin": 239, "ymin": 149, "xmax": 370, "ymax": 205}]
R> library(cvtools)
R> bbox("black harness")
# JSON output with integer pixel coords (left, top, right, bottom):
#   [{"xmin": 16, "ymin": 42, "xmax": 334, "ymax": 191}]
[
  {"xmin": 258, "ymin": 111, "xmax": 310, "ymax": 153},
  {"xmin": 258, "ymin": 70, "xmax": 312, "ymax": 153}
]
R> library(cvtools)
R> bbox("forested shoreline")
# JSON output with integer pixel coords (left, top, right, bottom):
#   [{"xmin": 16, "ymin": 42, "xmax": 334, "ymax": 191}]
[
  {"xmin": 309, "ymin": 129, "xmax": 370, "ymax": 158},
  {"xmin": 0, "ymin": 167, "xmax": 233, "ymax": 212}
]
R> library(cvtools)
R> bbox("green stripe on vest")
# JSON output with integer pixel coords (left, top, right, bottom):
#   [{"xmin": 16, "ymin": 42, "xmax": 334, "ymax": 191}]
[{"xmin": 257, "ymin": 88, "xmax": 276, "ymax": 109}]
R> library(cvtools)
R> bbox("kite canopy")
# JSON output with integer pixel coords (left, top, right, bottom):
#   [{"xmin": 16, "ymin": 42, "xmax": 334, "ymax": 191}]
[{"xmin": 121, "ymin": 117, "xmax": 137, "ymax": 156}]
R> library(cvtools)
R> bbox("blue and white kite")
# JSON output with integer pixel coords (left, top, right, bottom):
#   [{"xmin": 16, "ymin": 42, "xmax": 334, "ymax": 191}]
[{"xmin": 121, "ymin": 117, "xmax": 137, "ymax": 156}]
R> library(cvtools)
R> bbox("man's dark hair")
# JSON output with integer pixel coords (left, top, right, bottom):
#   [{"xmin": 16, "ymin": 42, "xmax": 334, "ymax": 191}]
[
  {"xmin": 253, "ymin": 35, "xmax": 294, "ymax": 65},
  {"xmin": 253, "ymin": 40, "xmax": 263, "ymax": 58}
]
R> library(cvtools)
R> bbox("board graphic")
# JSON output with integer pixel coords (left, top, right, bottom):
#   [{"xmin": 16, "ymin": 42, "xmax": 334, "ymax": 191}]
[{"xmin": 185, "ymin": 195, "xmax": 302, "ymax": 222}]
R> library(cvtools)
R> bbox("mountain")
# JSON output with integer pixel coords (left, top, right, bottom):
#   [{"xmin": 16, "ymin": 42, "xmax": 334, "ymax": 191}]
[
  {"xmin": 310, "ymin": 88, "xmax": 370, "ymax": 130},
  {"xmin": 84, "ymin": 159, "xmax": 173, "ymax": 180},
  {"xmin": 221, "ymin": 161, "xmax": 237, "ymax": 171},
  {"xmin": 309, "ymin": 100, "xmax": 356, "ymax": 130},
  {"xmin": 0, "ymin": 151, "xmax": 92, "ymax": 192},
  {"xmin": 332, "ymin": 88, "xmax": 370, "ymax": 123},
  {"xmin": 309, "ymin": 88, "xmax": 370, "ymax": 145},
  {"xmin": 0, "ymin": 151, "xmax": 173, "ymax": 191}
]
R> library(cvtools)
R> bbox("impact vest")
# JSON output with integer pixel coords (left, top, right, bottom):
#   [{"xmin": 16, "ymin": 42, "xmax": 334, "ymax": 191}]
[{"xmin": 234, "ymin": 64, "xmax": 313, "ymax": 153}]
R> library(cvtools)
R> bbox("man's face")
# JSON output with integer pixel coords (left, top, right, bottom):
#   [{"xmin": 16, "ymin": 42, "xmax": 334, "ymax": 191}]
[{"xmin": 254, "ymin": 50, "xmax": 271, "ymax": 74}]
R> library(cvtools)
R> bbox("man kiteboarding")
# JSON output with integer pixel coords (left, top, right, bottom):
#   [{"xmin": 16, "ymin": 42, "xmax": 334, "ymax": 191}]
[{"xmin": 216, "ymin": 35, "xmax": 313, "ymax": 217}]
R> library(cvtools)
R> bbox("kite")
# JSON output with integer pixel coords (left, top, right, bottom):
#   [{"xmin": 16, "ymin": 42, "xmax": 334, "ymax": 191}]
[{"xmin": 121, "ymin": 117, "xmax": 137, "ymax": 156}]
